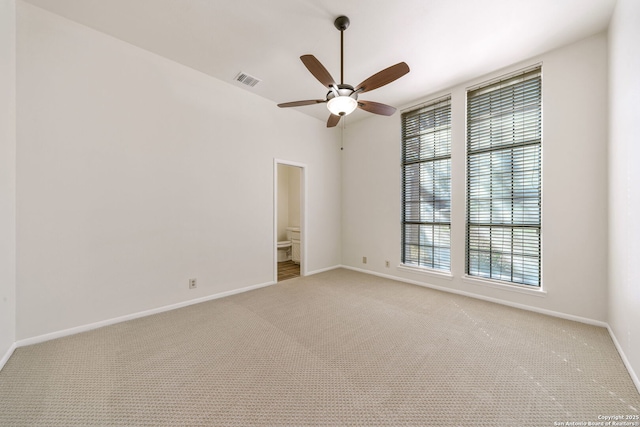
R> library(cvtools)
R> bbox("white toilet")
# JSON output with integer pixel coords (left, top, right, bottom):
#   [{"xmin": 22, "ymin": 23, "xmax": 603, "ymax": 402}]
[
  {"xmin": 277, "ymin": 227, "xmax": 300, "ymax": 263},
  {"xmin": 277, "ymin": 239, "xmax": 292, "ymax": 262}
]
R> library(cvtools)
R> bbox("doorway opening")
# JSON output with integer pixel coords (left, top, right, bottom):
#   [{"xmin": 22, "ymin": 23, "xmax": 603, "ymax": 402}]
[{"xmin": 274, "ymin": 160, "xmax": 306, "ymax": 282}]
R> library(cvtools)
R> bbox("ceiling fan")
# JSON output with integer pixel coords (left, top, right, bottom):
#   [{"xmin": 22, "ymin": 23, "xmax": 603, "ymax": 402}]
[{"xmin": 277, "ymin": 15, "xmax": 410, "ymax": 128}]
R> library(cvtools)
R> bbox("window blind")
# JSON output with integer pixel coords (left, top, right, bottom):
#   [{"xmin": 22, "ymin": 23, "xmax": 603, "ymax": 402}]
[
  {"xmin": 466, "ymin": 67, "xmax": 541, "ymax": 286},
  {"xmin": 402, "ymin": 97, "xmax": 451, "ymax": 271}
]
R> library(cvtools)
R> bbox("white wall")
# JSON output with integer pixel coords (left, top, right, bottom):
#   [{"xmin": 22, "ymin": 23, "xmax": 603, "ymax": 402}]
[
  {"xmin": 16, "ymin": 3, "xmax": 342, "ymax": 341},
  {"xmin": 342, "ymin": 32, "xmax": 609, "ymax": 323},
  {"xmin": 0, "ymin": 0, "xmax": 17, "ymax": 362},
  {"xmin": 608, "ymin": 0, "xmax": 640, "ymax": 388}
]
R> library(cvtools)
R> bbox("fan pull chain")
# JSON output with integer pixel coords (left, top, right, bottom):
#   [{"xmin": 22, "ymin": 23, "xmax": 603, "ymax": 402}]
[{"xmin": 340, "ymin": 115, "xmax": 345, "ymax": 150}]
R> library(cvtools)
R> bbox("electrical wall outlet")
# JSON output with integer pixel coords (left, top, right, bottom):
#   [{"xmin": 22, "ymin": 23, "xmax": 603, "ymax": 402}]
[
  {"xmin": 362, "ymin": 256, "xmax": 367, "ymax": 264},
  {"xmin": 189, "ymin": 278, "xmax": 197, "ymax": 289},
  {"xmin": 385, "ymin": 260, "xmax": 390, "ymax": 268}
]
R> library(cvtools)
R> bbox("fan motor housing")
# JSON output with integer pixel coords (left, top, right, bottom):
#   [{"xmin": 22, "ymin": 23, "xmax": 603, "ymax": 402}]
[{"xmin": 326, "ymin": 84, "xmax": 357, "ymax": 101}]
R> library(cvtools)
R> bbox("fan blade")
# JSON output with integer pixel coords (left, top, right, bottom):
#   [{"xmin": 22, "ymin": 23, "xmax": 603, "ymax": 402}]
[
  {"xmin": 301, "ymin": 55, "xmax": 336, "ymax": 88},
  {"xmin": 355, "ymin": 62, "xmax": 410, "ymax": 93},
  {"xmin": 327, "ymin": 114, "xmax": 341, "ymax": 128},
  {"xmin": 278, "ymin": 100, "xmax": 326, "ymax": 108},
  {"xmin": 358, "ymin": 100, "xmax": 397, "ymax": 116}
]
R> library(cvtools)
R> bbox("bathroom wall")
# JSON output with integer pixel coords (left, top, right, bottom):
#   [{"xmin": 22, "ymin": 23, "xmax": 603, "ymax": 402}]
[
  {"xmin": 288, "ymin": 167, "xmax": 301, "ymax": 229},
  {"xmin": 276, "ymin": 164, "xmax": 301, "ymax": 241},
  {"xmin": 277, "ymin": 164, "xmax": 290, "ymax": 242}
]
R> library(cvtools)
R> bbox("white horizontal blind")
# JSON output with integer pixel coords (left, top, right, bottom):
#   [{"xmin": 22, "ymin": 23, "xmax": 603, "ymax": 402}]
[
  {"xmin": 402, "ymin": 97, "xmax": 451, "ymax": 271},
  {"xmin": 466, "ymin": 67, "xmax": 541, "ymax": 286}
]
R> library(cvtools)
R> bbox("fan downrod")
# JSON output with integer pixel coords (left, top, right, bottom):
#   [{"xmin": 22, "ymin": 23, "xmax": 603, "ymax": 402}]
[{"xmin": 334, "ymin": 16, "xmax": 350, "ymax": 84}]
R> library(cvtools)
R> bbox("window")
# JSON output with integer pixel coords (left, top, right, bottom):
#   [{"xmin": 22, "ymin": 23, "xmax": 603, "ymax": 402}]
[
  {"xmin": 402, "ymin": 97, "xmax": 451, "ymax": 271},
  {"xmin": 466, "ymin": 67, "xmax": 542, "ymax": 286}
]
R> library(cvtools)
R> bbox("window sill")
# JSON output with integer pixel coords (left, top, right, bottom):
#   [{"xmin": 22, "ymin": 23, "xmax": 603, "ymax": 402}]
[
  {"xmin": 462, "ymin": 275, "xmax": 547, "ymax": 297},
  {"xmin": 397, "ymin": 264, "xmax": 454, "ymax": 281}
]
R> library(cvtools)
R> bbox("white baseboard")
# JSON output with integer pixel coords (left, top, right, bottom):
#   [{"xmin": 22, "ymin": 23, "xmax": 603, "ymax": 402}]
[
  {"xmin": 305, "ymin": 264, "xmax": 341, "ymax": 276},
  {"xmin": 340, "ymin": 265, "xmax": 608, "ymax": 328},
  {"xmin": 12, "ymin": 264, "xmax": 343, "ymax": 352},
  {"xmin": 607, "ymin": 325, "xmax": 640, "ymax": 395},
  {"xmin": 15, "ymin": 280, "xmax": 276, "ymax": 348},
  {"xmin": 0, "ymin": 342, "xmax": 17, "ymax": 372}
]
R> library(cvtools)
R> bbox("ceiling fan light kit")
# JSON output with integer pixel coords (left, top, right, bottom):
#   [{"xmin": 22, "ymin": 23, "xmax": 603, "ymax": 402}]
[
  {"xmin": 326, "ymin": 85, "xmax": 358, "ymax": 116},
  {"xmin": 277, "ymin": 15, "xmax": 410, "ymax": 127},
  {"xmin": 327, "ymin": 96, "xmax": 358, "ymax": 116}
]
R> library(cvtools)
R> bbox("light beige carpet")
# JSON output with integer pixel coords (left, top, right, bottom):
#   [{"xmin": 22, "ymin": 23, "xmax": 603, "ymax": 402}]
[{"xmin": 1, "ymin": 268, "xmax": 638, "ymax": 426}]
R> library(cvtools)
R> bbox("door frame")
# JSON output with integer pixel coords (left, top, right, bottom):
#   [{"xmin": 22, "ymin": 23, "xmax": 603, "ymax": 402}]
[{"xmin": 273, "ymin": 159, "xmax": 307, "ymax": 282}]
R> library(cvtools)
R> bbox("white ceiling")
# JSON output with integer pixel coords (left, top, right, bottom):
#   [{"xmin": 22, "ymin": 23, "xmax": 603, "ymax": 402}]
[{"xmin": 22, "ymin": 0, "xmax": 615, "ymax": 123}]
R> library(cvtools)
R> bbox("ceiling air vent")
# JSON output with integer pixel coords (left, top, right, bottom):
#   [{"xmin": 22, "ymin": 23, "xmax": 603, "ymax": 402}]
[{"xmin": 235, "ymin": 72, "xmax": 261, "ymax": 88}]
